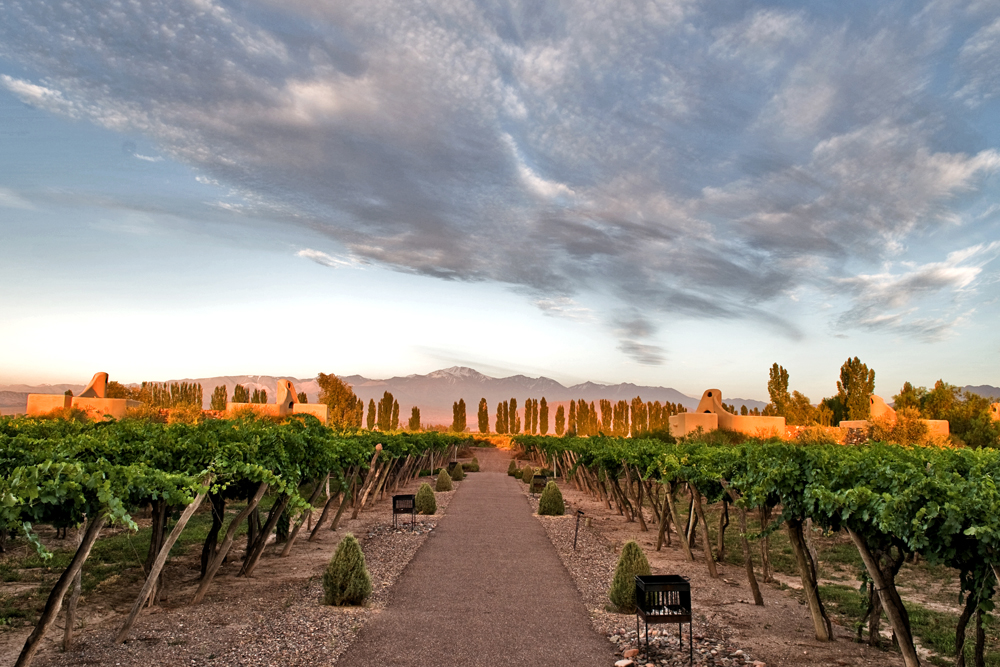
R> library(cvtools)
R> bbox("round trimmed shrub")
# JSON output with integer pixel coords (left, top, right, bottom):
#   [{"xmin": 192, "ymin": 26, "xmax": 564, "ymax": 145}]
[
  {"xmin": 450, "ymin": 461, "xmax": 465, "ymax": 481},
  {"xmin": 608, "ymin": 540, "xmax": 651, "ymax": 612},
  {"xmin": 322, "ymin": 533, "xmax": 372, "ymax": 606},
  {"xmin": 464, "ymin": 457, "xmax": 480, "ymax": 472},
  {"xmin": 521, "ymin": 465, "xmax": 534, "ymax": 484},
  {"xmin": 507, "ymin": 459, "xmax": 518, "ymax": 476},
  {"xmin": 435, "ymin": 468, "xmax": 453, "ymax": 492},
  {"xmin": 538, "ymin": 481, "xmax": 565, "ymax": 516},
  {"xmin": 415, "ymin": 482, "xmax": 436, "ymax": 515}
]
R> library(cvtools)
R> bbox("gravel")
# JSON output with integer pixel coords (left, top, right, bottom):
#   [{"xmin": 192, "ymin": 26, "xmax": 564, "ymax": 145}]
[{"xmin": 523, "ymin": 481, "xmax": 766, "ymax": 667}]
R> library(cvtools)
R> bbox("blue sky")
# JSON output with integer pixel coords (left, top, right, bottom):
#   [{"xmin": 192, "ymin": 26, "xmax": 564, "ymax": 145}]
[{"xmin": 1, "ymin": 0, "xmax": 999, "ymax": 402}]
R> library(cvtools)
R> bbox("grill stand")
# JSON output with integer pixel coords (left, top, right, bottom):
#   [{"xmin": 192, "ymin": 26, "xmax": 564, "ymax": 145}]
[{"xmin": 634, "ymin": 575, "xmax": 693, "ymax": 666}]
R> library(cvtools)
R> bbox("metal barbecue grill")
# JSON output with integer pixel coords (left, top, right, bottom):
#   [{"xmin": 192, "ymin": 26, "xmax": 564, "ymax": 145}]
[
  {"xmin": 634, "ymin": 574, "xmax": 692, "ymax": 665},
  {"xmin": 392, "ymin": 494, "xmax": 415, "ymax": 528}
]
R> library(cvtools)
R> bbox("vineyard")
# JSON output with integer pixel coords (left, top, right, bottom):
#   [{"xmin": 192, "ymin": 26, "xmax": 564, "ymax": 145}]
[
  {"xmin": 514, "ymin": 434, "xmax": 1000, "ymax": 667},
  {"xmin": 0, "ymin": 415, "xmax": 470, "ymax": 667}
]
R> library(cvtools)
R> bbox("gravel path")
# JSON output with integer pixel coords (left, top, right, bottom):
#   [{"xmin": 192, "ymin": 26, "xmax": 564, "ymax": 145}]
[{"xmin": 337, "ymin": 458, "xmax": 615, "ymax": 666}]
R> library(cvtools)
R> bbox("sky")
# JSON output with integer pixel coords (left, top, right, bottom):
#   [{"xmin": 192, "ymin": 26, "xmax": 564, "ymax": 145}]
[{"xmin": 1, "ymin": 0, "xmax": 999, "ymax": 402}]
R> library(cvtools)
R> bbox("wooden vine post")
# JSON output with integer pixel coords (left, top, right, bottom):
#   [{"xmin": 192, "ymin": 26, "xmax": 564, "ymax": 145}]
[
  {"xmin": 719, "ymin": 480, "xmax": 763, "ymax": 606},
  {"xmin": 116, "ymin": 484, "xmax": 209, "ymax": 643},
  {"xmin": 282, "ymin": 474, "xmax": 329, "ymax": 557},
  {"xmin": 351, "ymin": 446, "xmax": 383, "ymax": 520},
  {"xmin": 192, "ymin": 481, "xmax": 268, "ymax": 605},
  {"xmin": 664, "ymin": 483, "xmax": 693, "ymax": 561},
  {"xmin": 15, "ymin": 513, "xmax": 106, "ymax": 667},
  {"xmin": 786, "ymin": 518, "xmax": 832, "ymax": 641}
]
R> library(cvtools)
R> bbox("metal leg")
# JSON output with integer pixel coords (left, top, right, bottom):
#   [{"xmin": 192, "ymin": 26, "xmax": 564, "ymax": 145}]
[{"xmin": 688, "ymin": 622, "xmax": 693, "ymax": 666}]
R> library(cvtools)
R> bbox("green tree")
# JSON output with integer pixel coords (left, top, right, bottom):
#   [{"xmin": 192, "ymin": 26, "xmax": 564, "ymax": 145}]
[
  {"xmin": 375, "ymin": 391, "xmax": 396, "ymax": 431},
  {"xmin": 366, "ymin": 399, "xmax": 376, "ymax": 430},
  {"xmin": 495, "ymin": 402, "xmax": 506, "ymax": 434},
  {"xmin": 233, "ymin": 384, "xmax": 250, "ymax": 403},
  {"xmin": 408, "ymin": 406, "xmax": 421, "ymax": 431},
  {"xmin": 837, "ymin": 357, "xmax": 876, "ymax": 420},
  {"xmin": 297, "ymin": 391, "xmax": 308, "ymax": 404},
  {"xmin": 893, "ymin": 381, "xmax": 925, "ymax": 411},
  {"xmin": 509, "ymin": 398, "xmax": 519, "ymax": 434},
  {"xmin": 317, "ymin": 373, "xmax": 364, "ymax": 429},
  {"xmin": 250, "ymin": 388, "xmax": 267, "ymax": 404},
  {"xmin": 539, "ymin": 397, "xmax": 549, "ymax": 435},
  {"xmin": 106, "ymin": 380, "xmax": 129, "ymax": 399},
  {"xmin": 767, "ymin": 363, "xmax": 791, "ymax": 418},
  {"xmin": 452, "ymin": 398, "xmax": 467, "ymax": 432},
  {"xmin": 555, "ymin": 405, "xmax": 565, "ymax": 435},
  {"xmin": 391, "ymin": 399, "xmax": 399, "ymax": 430},
  {"xmin": 608, "ymin": 541, "xmax": 651, "ymax": 612},
  {"xmin": 478, "ymin": 398, "xmax": 489, "ymax": 433},
  {"xmin": 568, "ymin": 400, "xmax": 577, "ymax": 435},
  {"xmin": 210, "ymin": 385, "xmax": 228, "ymax": 411}
]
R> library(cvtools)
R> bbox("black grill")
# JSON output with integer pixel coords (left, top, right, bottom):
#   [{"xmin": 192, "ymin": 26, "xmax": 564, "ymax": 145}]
[
  {"xmin": 635, "ymin": 574, "xmax": 692, "ymax": 664},
  {"xmin": 392, "ymin": 494, "xmax": 415, "ymax": 528}
]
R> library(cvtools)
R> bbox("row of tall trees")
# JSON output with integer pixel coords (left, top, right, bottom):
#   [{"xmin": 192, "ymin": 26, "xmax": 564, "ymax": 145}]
[
  {"xmin": 480, "ymin": 396, "xmax": 686, "ymax": 436},
  {"xmin": 106, "ymin": 380, "xmax": 204, "ymax": 408}
]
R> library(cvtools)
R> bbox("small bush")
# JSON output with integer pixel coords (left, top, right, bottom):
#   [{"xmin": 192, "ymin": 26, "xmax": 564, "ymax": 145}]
[
  {"xmin": 608, "ymin": 540, "xmax": 651, "ymax": 613},
  {"xmin": 538, "ymin": 481, "xmax": 565, "ymax": 516},
  {"xmin": 463, "ymin": 457, "xmax": 480, "ymax": 472},
  {"xmin": 322, "ymin": 533, "xmax": 372, "ymax": 606},
  {"xmin": 507, "ymin": 459, "xmax": 517, "ymax": 476},
  {"xmin": 415, "ymin": 483, "xmax": 436, "ymax": 514},
  {"xmin": 450, "ymin": 462, "xmax": 465, "ymax": 481},
  {"xmin": 521, "ymin": 466, "xmax": 534, "ymax": 484},
  {"xmin": 435, "ymin": 468, "xmax": 453, "ymax": 492},
  {"xmin": 418, "ymin": 469, "xmax": 432, "ymax": 477}
]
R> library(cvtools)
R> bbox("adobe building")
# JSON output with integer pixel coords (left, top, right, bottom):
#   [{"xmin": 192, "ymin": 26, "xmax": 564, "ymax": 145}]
[
  {"xmin": 226, "ymin": 379, "xmax": 328, "ymax": 424},
  {"xmin": 26, "ymin": 372, "xmax": 132, "ymax": 420},
  {"xmin": 668, "ymin": 389, "xmax": 786, "ymax": 438},
  {"xmin": 839, "ymin": 395, "xmax": 950, "ymax": 438}
]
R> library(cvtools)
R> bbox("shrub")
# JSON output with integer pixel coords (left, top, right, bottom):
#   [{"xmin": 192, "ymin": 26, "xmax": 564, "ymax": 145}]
[
  {"xmin": 450, "ymin": 462, "xmax": 465, "ymax": 481},
  {"xmin": 322, "ymin": 533, "xmax": 372, "ymax": 606},
  {"xmin": 435, "ymin": 468, "xmax": 453, "ymax": 492},
  {"xmin": 463, "ymin": 457, "xmax": 480, "ymax": 472},
  {"xmin": 415, "ymin": 483, "xmax": 436, "ymax": 514},
  {"xmin": 522, "ymin": 465, "xmax": 534, "ymax": 484},
  {"xmin": 608, "ymin": 540, "xmax": 651, "ymax": 613},
  {"xmin": 507, "ymin": 459, "xmax": 517, "ymax": 476},
  {"xmin": 538, "ymin": 481, "xmax": 565, "ymax": 516}
]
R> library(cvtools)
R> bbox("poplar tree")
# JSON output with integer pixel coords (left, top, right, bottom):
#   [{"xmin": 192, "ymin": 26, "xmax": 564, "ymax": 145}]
[
  {"xmin": 555, "ymin": 405, "xmax": 565, "ymax": 435},
  {"xmin": 297, "ymin": 392, "xmax": 308, "ymax": 403},
  {"xmin": 408, "ymin": 406, "xmax": 421, "ymax": 431},
  {"xmin": 367, "ymin": 399, "xmax": 376, "ymax": 430},
  {"xmin": 478, "ymin": 398, "xmax": 489, "ymax": 433},
  {"xmin": 539, "ymin": 397, "xmax": 549, "ymax": 435},
  {"xmin": 600, "ymin": 399, "xmax": 613, "ymax": 433},
  {"xmin": 210, "ymin": 385, "xmax": 227, "ymax": 411},
  {"xmin": 233, "ymin": 384, "xmax": 250, "ymax": 403},
  {"xmin": 767, "ymin": 363, "xmax": 792, "ymax": 418},
  {"xmin": 376, "ymin": 392, "xmax": 396, "ymax": 431},
  {"xmin": 496, "ymin": 402, "xmax": 506, "ymax": 434},
  {"xmin": 509, "ymin": 398, "xmax": 519, "ymax": 434},
  {"xmin": 568, "ymin": 400, "xmax": 577, "ymax": 435},
  {"xmin": 391, "ymin": 399, "xmax": 399, "ymax": 430},
  {"xmin": 250, "ymin": 388, "xmax": 266, "ymax": 404},
  {"xmin": 837, "ymin": 357, "xmax": 876, "ymax": 421},
  {"xmin": 452, "ymin": 398, "xmax": 467, "ymax": 432}
]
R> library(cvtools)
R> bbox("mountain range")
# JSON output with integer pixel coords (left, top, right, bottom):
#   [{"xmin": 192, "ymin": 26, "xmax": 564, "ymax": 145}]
[
  {"xmin": 4, "ymin": 368, "xmax": 996, "ymax": 426},
  {"xmin": 0, "ymin": 367, "xmax": 766, "ymax": 424}
]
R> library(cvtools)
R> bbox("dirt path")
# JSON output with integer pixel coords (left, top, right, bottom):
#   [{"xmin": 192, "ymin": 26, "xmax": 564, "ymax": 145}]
[{"xmin": 337, "ymin": 449, "xmax": 615, "ymax": 667}]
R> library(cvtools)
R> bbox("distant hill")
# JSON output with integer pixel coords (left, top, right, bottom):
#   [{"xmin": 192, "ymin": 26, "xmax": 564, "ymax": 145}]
[
  {"xmin": 0, "ymin": 367, "xmax": 769, "ymax": 427},
  {"xmin": 965, "ymin": 385, "xmax": 1000, "ymax": 400}
]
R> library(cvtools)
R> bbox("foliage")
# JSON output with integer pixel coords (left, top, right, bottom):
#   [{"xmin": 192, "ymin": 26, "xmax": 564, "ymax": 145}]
[
  {"xmin": 894, "ymin": 380, "xmax": 1000, "ymax": 448},
  {"xmin": 210, "ymin": 385, "xmax": 227, "ymax": 411},
  {"xmin": 322, "ymin": 533, "xmax": 372, "ymax": 606},
  {"xmin": 767, "ymin": 363, "xmax": 790, "ymax": 418},
  {"xmin": 297, "ymin": 392, "xmax": 308, "ymax": 404},
  {"xmin": 415, "ymin": 483, "xmax": 436, "ymax": 514},
  {"xmin": 509, "ymin": 398, "xmax": 519, "ymax": 434},
  {"xmin": 609, "ymin": 541, "xmax": 651, "ymax": 612},
  {"xmin": 367, "ymin": 399, "xmax": 376, "ymax": 430},
  {"xmin": 837, "ymin": 356, "xmax": 875, "ymax": 421},
  {"xmin": 478, "ymin": 398, "xmax": 489, "ymax": 434},
  {"xmin": 521, "ymin": 465, "xmax": 533, "ymax": 484},
  {"xmin": 408, "ymin": 406, "xmax": 421, "ymax": 431},
  {"xmin": 317, "ymin": 372, "xmax": 364, "ymax": 430},
  {"xmin": 540, "ymin": 398, "xmax": 549, "ymax": 435},
  {"xmin": 233, "ymin": 384, "xmax": 250, "ymax": 403},
  {"xmin": 538, "ymin": 481, "xmax": 565, "ymax": 516},
  {"xmin": 435, "ymin": 468, "xmax": 453, "ymax": 491},
  {"xmin": 450, "ymin": 461, "xmax": 465, "ymax": 481},
  {"xmin": 868, "ymin": 407, "xmax": 930, "ymax": 445},
  {"xmin": 452, "ymin": 398, "xmax": 467, "ymax": 433},
  {"xmin": 555, "ymin": 405, "xmax": 565, "ymax": 436},
  {"xmin": 507, "ymin": 459, "xmax": 517, "ymax": 476},
  {"xmin": 463, "ymin": 457, "xmax": 480, "ymax": 472},
  {"xmin": 250, "ymin": 388, "xmax": 267, "ymax": 404}
]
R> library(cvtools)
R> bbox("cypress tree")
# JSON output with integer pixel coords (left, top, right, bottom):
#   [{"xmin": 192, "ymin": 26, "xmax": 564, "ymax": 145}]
[
  {"xmin": 408, "ymin": 406, "xmax": 421, "ymax": 430},
  {"xmin": 367, "ymin": 399, "xmax": 376, "ymax": 430},
  {"xmin": 539, "ymin": 397, "xmax": 549, "ymax": 435},
  {"xmin": 600, "ymin": 398, "xmax": 613, "ymax": 433},
  {"xmin": 478, "ymin": 398, "xmax": 489, "ymax": 433},
  {"xmin": 322, "ymin": 533, "xmax": 372, "ymax": 606},
  {"xmin": 391, "ymin": 400, "xmax": 399, "ymax": 430},
  {"xmin": 608, "ymin": 541, "xmax": 651, "ymax": 613},
  {"xmin": 496, "ymin": 402, "xmax": 506, "ymax": 434},
  {"xmin": 531, "ymin": 398, "xmax": 539, "ymax": 434},
  {"xmin": 435, "ymin": 468, "xmax": 453, "ymax": 492},
  {"xmin": 509, "ymin": 398, "xmax": 518, "ymax": 434},
  {"xmin": 210, "ymin": 385, "xmax": 227, "ymax": 411},
  {"xmin": 568, "ymin": 400, "xmax": 577, "ymax": 435},
  {"xmin": 451, "ymin": 399, "xmax": 467, "ymax": 432},
  {"xmin": 555, "ymin": 405, "xmax": 565, "ymax": 435}
]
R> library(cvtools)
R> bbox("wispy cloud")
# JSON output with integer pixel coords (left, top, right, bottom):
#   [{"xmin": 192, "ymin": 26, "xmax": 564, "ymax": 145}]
[
  {"xmin": 1, "ymin": 0, "xmax": 998, "ymax": 356},
  {"xmin": 0, "ymin": 187, "xmax": 34, "ymax": 210},
  {"xmin": 296, "ymin": 248, "xmax": 356, "ymax": 269}
]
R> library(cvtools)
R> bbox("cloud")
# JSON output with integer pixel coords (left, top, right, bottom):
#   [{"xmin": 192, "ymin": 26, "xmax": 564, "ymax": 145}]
[
  {"xmin": 0, "ymin": 188, "xmax": 34, "ymax": 210},
  {"xmin": 835, "ymin": 242, "xmax": 1000, "ymax": 340},
  {"xmin": 296, "ymin": 248, "xmax": 356, "ymax": 268},
  {"xmin": 1, "ymin": 0, "xmax": 998, "ymax": 355}
]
